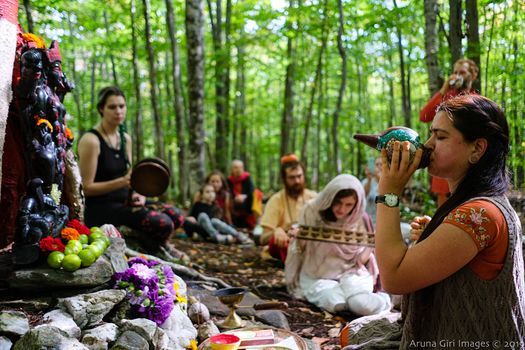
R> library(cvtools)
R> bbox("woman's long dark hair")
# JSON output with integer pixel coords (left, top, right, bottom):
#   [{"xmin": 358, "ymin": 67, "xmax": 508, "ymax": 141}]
[
  {"xmin": 320, "ymin": 189, "xmax": 357, "ymax": 222},
  {"xmin": 419, "ymin": 94, "xmax": 510, "ymax": 242}
]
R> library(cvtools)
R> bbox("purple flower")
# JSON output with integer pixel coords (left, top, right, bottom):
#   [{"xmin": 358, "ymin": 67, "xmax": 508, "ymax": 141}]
[
  {"xmin": 112, "ymin": 262, "xmax": 177, "ymax": 325},
  {"xmin": 129, "ymin": 257, "xmax": 160, "ymax": 268}
]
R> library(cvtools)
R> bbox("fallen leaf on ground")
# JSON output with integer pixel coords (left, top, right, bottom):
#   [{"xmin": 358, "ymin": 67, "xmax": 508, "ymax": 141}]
[
  {"xmin": 328, "ymin": 327, "xmax": 341, "ymax": 338},
  {"xmin": 311, "ymin": 337, "xmax": 330, "ymax": 345}
]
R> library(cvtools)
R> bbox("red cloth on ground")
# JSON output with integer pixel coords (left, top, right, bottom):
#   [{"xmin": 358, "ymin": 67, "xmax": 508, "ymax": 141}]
[{"xmin": 268, "ymin": 235, "xmax": 288, "ymax": 262}]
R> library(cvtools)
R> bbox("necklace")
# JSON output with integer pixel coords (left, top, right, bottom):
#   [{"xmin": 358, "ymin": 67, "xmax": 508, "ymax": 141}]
[{"xmin": 100, "ymin": 123, "xmax": 120, "ymax": 158}]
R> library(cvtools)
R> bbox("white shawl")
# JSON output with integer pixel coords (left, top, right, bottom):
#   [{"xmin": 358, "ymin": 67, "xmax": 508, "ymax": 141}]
[{"xmin": 285, "ymin": 174, "xmax": 379, "ymax": 298}]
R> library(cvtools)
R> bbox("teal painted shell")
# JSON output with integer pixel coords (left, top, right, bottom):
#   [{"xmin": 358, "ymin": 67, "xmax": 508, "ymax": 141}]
[{"xmin": 354, "ymin": 127, "xmax": 430, "ymax": 169}]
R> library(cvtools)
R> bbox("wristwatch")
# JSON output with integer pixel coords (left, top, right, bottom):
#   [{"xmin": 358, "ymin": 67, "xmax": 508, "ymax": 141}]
[{"xmin": 375, "ymin": 193, "xmax": 399, "ymax": 207}]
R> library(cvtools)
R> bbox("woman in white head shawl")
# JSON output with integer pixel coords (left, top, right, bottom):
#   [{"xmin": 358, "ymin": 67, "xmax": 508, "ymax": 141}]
[{"xmin": 285, "ymin": 174, "xmax": 391, "ymax": 315}]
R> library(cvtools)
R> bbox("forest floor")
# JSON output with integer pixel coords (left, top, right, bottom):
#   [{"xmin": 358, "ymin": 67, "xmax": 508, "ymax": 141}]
[{"xmin": 173, "ymin": 236, "xmax": 358, "ymax": 350}]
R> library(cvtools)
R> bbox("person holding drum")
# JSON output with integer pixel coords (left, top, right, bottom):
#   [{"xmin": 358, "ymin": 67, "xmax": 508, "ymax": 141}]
[
  {"xmin": 284, "ymin": 174, "xmax": 391, "ymax": 315},
  {"xmin": 78, "ymin": 86, "xmax": 183, "ymax": 252}
]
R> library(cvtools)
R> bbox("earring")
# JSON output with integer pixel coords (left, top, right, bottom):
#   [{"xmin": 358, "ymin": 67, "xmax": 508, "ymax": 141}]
[{"xmin": 468, "ymin": 155, "xmax": 479, "ymax": 164}]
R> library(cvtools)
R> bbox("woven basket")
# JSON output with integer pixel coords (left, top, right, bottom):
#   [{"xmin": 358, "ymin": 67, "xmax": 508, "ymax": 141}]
[{"xmin": 296, "ymin": 225, "xmax": 375, "ymax": 247}]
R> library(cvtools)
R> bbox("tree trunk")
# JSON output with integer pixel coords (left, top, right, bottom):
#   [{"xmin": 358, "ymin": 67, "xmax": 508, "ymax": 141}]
[
  {"xmin": 130, "ymin": 0, "xmax": 143, "ymax": 162},
  {"xmin": 449, "ymin": 0, "xmax": 462, "ymax": 66},
  {"xmin": 301, "ymin": 0, "xmax": 327, "ymax": 167},
  {"xmin": 103, "ymin": 11, "xmax": 119, "ymax": 87},
  {"xmin": 483, "ymin": 6, "xmax": 495, "ymax": 94},
  {"xmin": 66, "ymin": 14, "xmax": 84, "ymax": 129},
  {"xmin": 465, "ymin": 0, "xmax": 481, "ymax": 92},
  {"xmin": 233, "ymin": 41, "xmax": 246, "ymax": 161},
  {"xmin": 332, "ymin": 0, "xmax": 346, "ymax": 174},
  {"xmin": 423, "ymin": 0, "xmax": 441, "ymax": 96},
  {"xmin": 0, "ymin": 0, "xmax": 19, "ymax": 202},
  {"xmin": 207, "ymin": 0, "xmax": 231, "ymax": 172},
  {"xmin": 22, "ymin": 0, "xmax": 34, "ymax": 32},
  {"xmin": 186, "ymin": 0, "xmax": 206, "ymax": 194},
  {"xmin": 89, "ymin": 55, "xmax": 97, "ymax": 132},
  {"xmin": 142, "ymin": 0, "xmax": 165, "ymax": 160},
  {"xmin": 165, "ymin": 0, "xmax": 188, "ymax": 202},
  {"xmin": 393, "ymin": 0, "xmax": 410, "ymax": 127},
  {"xmin": 280, "ymin": 0, "xmax": 295, "ymax": 157}
]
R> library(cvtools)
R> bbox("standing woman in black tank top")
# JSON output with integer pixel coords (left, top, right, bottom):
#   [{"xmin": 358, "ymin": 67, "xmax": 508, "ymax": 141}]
[{"xmin": 77, "ymin": 86, "xmax": 184, "ymax": 252}]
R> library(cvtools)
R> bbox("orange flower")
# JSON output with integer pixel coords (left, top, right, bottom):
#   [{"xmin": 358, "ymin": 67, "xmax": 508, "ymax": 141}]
[
  {"xmin": 65, "ymin": 127, "xmax": 74, "ymax": 140},
  {"xmin": 61, "ymin": 227, "xmax": 80, "ymax": 241},
  {"xmin": 21, "ymin": 33, "xmax": 46, "ymax": 49},
  {"xmin": 36, "ymin": 118, "xmax": 53, "ymax": 132}
]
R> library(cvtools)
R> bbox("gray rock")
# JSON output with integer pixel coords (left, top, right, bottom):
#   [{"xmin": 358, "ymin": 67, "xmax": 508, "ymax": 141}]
[
  {"xmin": 255, "ymin": 310, "xmax": 290, "ymax": 330},
  {"xmin": 8, "ymin": 255, "xmax": 114, "ymax": 289},
  {"xmin": 120, "ymin": 318, "xmax": 160, "ymax": 348},
  {"xmin": 110, "ymin": 330, "xmax": 149, "ymax": 350},
  {"xmin": 57, "ymin": 289, "xmax": 127, "ymax": 329},
  {"xmin": 0, "ymin": 310, "xmax": 29, "ymax": 336},
  {"xmin": 105, "ymin": 238, "xmax": 128, "ymax": 273},
  {"xmin": 43, "ymin": 309, "xmax": 81, "ymax": 338},
  {"xmin": 82, "ymin": 323, "xmax": 119, "ymax": 343},
  {"xmin": 197, "ymin": 320, "xmax": 220, "ymax": 343},
  {"xmin": 0, "ymin": 336, "xmax": 12, "ymax": 350},
  {"xmin": 13, "ymin": 325, "xmax": 89, "ymax": 350}
]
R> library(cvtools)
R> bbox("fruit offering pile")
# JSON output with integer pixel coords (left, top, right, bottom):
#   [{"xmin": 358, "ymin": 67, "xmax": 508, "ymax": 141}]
[{"xmin": 39, "ymin": 220, "xmax": 111, "ymax": 272}]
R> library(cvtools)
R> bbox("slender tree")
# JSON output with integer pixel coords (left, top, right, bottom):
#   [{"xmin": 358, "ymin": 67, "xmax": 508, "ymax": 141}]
[
  {"xmin": 423, "ymin": 0, "xmax": 441, "ymax": 96},
  {"xmin": 130, "ymin": 0, "xmax": 144, "ymax": 162},
  {"xmin": 66, "ymin": 14, "xmax": 84, "ymax": 129},
  {"xmin": 142, "ymin": 0, "xmax": 165, "ymax": 160},
  {"xmin": 393, "ymin": 0, "xmax": 411, "ymax": 127},
  {"xmin": 465, "ymin": 0, "xmax": 481, "ymax": 92},
  {"xmin": 103, "ymin": 11, "xmax": 119, "ymax": 87},
  {"xmin": 186, "ymin": 0, "xmax": 206, "ymax": 193},
  {"xmin": 207, "ymin": 0, "xmax": 232, "ymax": 172},
  {"xmin": 280, "ymin": 0, "xmax": 295, "ymax": 156},
  {"xmin": 165, "ymin": 0, "xmax": 188, "ymax": 201},
  {"xmin": 332, "ymin": 0, "xmax": 347, "ymax": 174},
  {"xmin": 449, "ymin": 0, "xmax": 462, "ymax": 65},
  {"xmin": 301, "ymin": 0, "xmax": 327, "ymax": 166},
  {"xmin": 233, "ymin": 41, "xmax": 246, "ymax": 161},
  {"xmin": 22, "ymin": 0, "xmax": 34, "ymax": 33}
]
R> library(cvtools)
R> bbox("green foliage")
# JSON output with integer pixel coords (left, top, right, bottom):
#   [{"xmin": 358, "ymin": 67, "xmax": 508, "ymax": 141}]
[{"xmin": 24, "ymin": 0, "xmax": 525, "ymax": 206}]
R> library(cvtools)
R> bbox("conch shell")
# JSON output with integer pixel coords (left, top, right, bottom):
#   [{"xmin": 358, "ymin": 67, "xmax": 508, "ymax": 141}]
[{"xmin": 354, "ymin": 126, "xmax": 431, "ymax": 169}]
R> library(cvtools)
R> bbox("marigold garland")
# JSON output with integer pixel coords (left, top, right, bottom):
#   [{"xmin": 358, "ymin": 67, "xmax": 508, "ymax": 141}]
[
  {"xmin": 39, "ymin": 236, "xmax": 65, "ymax": 253},
  {"xmin": 65, "ymin": 126, "xmax": 74, "ymax": 140},
  {"xmin": 66, "ymin": 219, "xmax": 90, "ymax": 236},
  {"xmin": 61, "ymin": 227, "xmax": 80, "ymax": 241},
  {"xmin": 21, "ymin": 33, "xmax": 46, "ymax": 49},
  {"xmin": 36, "ymin": 118, "xmax": 53, "ymax": 132}
]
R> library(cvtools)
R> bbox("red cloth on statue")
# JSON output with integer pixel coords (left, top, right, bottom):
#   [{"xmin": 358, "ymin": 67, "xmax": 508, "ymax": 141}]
[
  {"xmin": 0, "ymin": 116, "xmax": 27, "ymax": 248},
  {"xmin": 268, "ymin": 235, "xmax": 288, "ymax": 263}
]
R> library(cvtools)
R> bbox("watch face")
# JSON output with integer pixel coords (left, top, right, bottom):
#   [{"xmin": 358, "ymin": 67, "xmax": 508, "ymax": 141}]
[{"xmin": 385, "ymin": 194, "xmax": 398, "ymax": 207}]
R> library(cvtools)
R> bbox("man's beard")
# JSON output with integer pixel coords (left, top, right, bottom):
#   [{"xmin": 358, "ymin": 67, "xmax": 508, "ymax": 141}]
[{"xmin": 285, "ymin": 183, "xmax": 305, "ymax": 198}]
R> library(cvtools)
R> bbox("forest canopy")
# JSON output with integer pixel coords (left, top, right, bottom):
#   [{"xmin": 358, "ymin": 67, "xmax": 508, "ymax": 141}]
[{"xmin": 20, "ymin": 0, "xmax": 525, "ymax": 203}]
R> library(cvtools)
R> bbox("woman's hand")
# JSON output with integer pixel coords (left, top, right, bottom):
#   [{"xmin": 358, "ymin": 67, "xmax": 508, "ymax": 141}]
[
  {"xmin": 409, "ymin": 215, "xmax": 431, "ymax": 242},
  {"xmin": 130, "ymin": 192, "xmax": 146, "ymax": 207},
  {"xmin": 378, "ymin": 141, "xmax": 422, "ymax": 196}
]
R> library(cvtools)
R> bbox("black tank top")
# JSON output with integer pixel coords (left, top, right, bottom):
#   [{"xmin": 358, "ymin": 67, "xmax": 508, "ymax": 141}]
[{"xmin": 84, "ymin": 129, "xmax": 129, "ymax": 205}]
